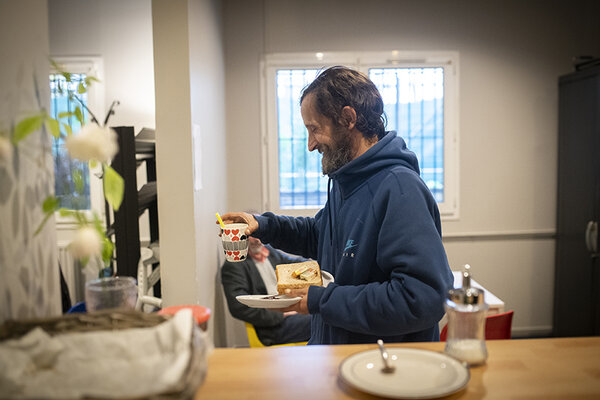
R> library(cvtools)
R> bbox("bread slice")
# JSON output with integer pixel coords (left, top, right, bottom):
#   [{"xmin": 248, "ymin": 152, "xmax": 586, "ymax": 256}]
[{"xmin": 276, "ymin": 260, "xmax": 323, "ymax": 294}]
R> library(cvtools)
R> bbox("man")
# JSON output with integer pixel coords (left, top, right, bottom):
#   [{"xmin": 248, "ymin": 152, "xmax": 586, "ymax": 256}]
[
  {"xmin": 220, "ymin": 66, "xmax": 453, "ymax": 345},
  {"xmin": 220, "ymin": 236, "xmax": 311, "ymax": 346}
]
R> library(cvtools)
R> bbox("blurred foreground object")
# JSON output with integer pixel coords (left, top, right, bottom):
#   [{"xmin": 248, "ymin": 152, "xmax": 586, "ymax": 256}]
[{"xmin": 0, "ymin": 309, "xmax": 211, "ymax": 399}]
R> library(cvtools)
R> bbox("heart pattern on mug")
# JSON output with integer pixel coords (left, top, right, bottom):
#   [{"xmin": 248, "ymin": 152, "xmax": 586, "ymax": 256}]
[
  {"xmin": 223, "ymin": 228, "xmax": 243, "ymax": 241},
  {"xmin": 223, "ymin": 250, "xmax": 246, "ymax": 261},
  {"xmin": 222, "ymin": 224, "xmax": 248, "ymax": 262}
]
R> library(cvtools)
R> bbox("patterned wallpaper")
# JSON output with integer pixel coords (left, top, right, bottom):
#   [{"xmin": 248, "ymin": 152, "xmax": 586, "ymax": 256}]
[{"xmin": 0, "ymin": 1, "xmax": 62, "ymax": 323}]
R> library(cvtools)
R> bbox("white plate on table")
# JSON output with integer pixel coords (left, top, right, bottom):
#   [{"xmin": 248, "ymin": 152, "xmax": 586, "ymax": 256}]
[
  {"xmin": 236, "ymin": 270, "xmax": 335, "ymax": 309},
  {"xmin": 339, "ymin": 347, "xmax": 469, "ymax": 399}
]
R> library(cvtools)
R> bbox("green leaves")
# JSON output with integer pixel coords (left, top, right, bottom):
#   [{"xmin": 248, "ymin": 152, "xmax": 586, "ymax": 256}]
[
  {"xmin": 103, "ymin": 164, "xmax": 124, "ymax": 211},
  {"xmin": 58, "ymin": 208, "xmax": 76, "ymax": 218},
  {"xmin": 102, "ymin": 236, "xmax": 114, "ymax": 265},
  {"xmin": 13, "ymin": 113, "xmax": 66, "ymax": 144},
  {"xmin": 35, "ymin": 195, "xmax": 60, "ymax": 235},
  {"xmin": 73, "ymin": 168, "xmax": 84, "ymax": 195},
  {"xmin": 45, "ymin": 117, "xmax": 60, "ymax": 139},
  {"xmin": 85, "ymin": 76, "xmax": 100, "ymax": 86},
  {"xmin": 62, "ymin": 122, "xmax": 73, "ymax": 137},
  {"xmin": 13, "ymin": 112, "xmax": 46, "ymax": 144},
  {"xmin": 42, "ymin": 196, "xmax": 60, "ymax": 213},
  {"xmin": 58, "ymin": 111, "xmax": 73, "ymax": 119},
  {"xmin": 57, "ymin": 107, "xmax": 85, "ymax": 126},
  {"xmin": 91, "ymin": 211, "xmax": 113, "ymax": 266},
  {"xmin": 50, "ymin": 59, "xmax": 72, "ymax": 83},
  {"xmin": 74, "ymin": 106, "xmax": 84, "ymax": 125},
  {"xmin": 28, "ymin": 59, "xmax": 119, "ymax": 271}
]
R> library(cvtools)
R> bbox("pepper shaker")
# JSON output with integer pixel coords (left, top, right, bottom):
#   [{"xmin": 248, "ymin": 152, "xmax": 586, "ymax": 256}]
[{"xmin": 444, "ymin": 264, "xmax": 488, "ymax": 366}]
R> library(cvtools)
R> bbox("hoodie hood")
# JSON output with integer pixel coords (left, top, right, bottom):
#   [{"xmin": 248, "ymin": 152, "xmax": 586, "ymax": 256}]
[{"xmin": 330, "ymin": 131, "xmax": 420, "ymax": 198}]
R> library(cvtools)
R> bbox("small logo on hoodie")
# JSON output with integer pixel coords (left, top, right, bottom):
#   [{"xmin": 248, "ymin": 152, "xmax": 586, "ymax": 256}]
[{"xmin": 343, "ymin": 239, "xmax": 357, "ymax": 258}]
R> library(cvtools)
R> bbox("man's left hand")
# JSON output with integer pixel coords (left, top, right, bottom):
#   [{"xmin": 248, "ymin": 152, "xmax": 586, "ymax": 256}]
[{"xmin": 276, "ymin": 287, "xmax": 310, "ymax": 314}]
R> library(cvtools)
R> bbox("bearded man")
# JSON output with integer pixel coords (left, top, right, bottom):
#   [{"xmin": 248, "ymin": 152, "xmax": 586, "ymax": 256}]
[{"xmin": 220, "ymin": 66, "xmax": 453, "ymax": 345}]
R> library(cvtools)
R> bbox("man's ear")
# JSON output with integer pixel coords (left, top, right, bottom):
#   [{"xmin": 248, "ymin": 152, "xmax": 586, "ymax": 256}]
[{"xmin": 341, "ymin": 106, "xmax": 357, "ymax": 130}]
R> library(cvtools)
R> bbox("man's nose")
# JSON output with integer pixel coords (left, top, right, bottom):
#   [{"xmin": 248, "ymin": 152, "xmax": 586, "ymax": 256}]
[{"xmin": 307, "ymin": 132, "xmax": 318, "ymax": 152}]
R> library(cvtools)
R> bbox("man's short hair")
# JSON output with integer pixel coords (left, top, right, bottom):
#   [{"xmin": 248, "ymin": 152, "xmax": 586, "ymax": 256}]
[{"xmin": 300, "ymin": 66, "xmax": 386, "ymax": 140}]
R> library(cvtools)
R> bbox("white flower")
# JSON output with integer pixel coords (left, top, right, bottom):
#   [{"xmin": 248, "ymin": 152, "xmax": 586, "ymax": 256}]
[
  {"xmin": 65, "ymin": 123, "xmax": 118, "ymax": 162},
  {"xmin": 0, "ymin": 136, "xmax": 12, "ymax": 165},
  {"xmin": 69, "ymin": 226, "xmax": 103, "ymax": 261}
]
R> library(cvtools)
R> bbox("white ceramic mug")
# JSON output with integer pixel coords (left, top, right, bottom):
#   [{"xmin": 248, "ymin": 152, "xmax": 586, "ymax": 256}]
[{"xmin": 221, "ymin": 223, "xmax": 249, "ymax": 262}]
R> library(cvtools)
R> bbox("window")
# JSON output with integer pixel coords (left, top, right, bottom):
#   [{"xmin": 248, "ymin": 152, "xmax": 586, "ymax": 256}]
[
  {"xmin": 50, "ymin": 72, "xmax": 90, "ymax": 210},
  {"xmin": 50, "ymin": 57, "xmax": 106, "ymax": 227},
  {"xmin": 262, "ymin": 52, "xmax": 459, "ymax": 218},
  {"xmin": 275, "ymin": 69, "xmax": 324, "ymax": 209}
]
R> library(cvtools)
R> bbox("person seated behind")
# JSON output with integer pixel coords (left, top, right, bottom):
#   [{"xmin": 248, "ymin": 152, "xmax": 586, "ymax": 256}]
[{"xmin": 220, "ymin": 237, "xmax": 311, "ymax": 346}]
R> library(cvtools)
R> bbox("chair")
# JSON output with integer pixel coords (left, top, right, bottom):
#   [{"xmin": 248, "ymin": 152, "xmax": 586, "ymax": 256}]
[
  {"xmin": 440, "ymin": 310, "xmax": 514, "ymax": 341},
  {"xmin": 67, "ymin": 301, "xmax": 86, "ymax": 313},
  {"xmin": 136, "ymin": 247, "xmax": 162, "ymax": 310},
  {"xmin": 159, "ymin": 305, "xmax": 211, "ymax": 331},
  {"xmin": 483, "ymin": 310, "xmax": 514, "ymax": 340},
  {"xmin": 244, "ymin": 322, "xmax": 308, "ymax": 348}
]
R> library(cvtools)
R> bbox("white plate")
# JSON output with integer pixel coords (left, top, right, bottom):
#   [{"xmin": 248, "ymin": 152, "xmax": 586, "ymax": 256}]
[
  {"xmin": 339, "ymin": 348, "xmax": 469, "ymax": 399},
  {"xmin": 236, "ymin": 294, "xmax": 302, "ymax": 309},
  {"xmin": 236, "ymin": 270, "xmax": 334, "ymax": 309},
  {"xmin": 322, "ymin": 270, "xmax": 334, "ymax": 287}
]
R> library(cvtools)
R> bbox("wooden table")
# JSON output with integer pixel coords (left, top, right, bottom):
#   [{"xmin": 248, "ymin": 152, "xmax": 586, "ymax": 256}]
[{"xmin": 195, "ymin": 337, "xmax": 600, "ymax": 399}]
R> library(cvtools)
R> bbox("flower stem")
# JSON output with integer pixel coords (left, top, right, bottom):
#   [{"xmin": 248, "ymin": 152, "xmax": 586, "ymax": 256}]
[
  {"xmin": 103, "ymin": 100, "xmax": 120, "ymax": 126},
  {"xmin": 71, "ymin": 95, "xmax": 100, "ymax": 125}
]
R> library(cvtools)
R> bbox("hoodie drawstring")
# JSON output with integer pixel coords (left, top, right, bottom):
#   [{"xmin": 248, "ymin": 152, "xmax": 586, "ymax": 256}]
[{"xmin": 327, "ymin": 177, "xmax": 333, "ymax": 246}]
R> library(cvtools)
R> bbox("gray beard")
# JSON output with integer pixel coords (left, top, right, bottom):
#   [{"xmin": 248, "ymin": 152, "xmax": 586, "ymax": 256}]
[{"xmin": 321, "ymin": 129, "xmax": 355, "ymax": 176}]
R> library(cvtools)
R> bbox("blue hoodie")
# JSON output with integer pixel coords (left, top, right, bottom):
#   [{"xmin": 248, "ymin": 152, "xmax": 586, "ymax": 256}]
[{"xmin": 255, "ymin": 131, "xmax": 453, "ymax": 344}]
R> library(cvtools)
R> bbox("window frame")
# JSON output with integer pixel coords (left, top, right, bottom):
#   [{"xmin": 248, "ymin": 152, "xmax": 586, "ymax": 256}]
[
  {"xmin": 50, "ymin": 56, "xmax": 106, "ymax": 229},
  {"xmin": 261, "ymin": 51, "xmax": 459, "ymax": 219}
]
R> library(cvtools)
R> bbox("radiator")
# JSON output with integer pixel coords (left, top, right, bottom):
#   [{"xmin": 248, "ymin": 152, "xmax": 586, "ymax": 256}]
[{"xmin": 58, "ymin": 244, "xmax": 101, "ymax": 305}]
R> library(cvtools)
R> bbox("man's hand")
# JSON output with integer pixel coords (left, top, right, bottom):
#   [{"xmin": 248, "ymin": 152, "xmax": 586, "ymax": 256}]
[
  {"xmin": 283, "ymin": 311, "xmax": 298, "ymax": 317},
  {"xmin": 217, "ymin": 212, "xmax": 259, "ymax": 236},
  {"xmin": 276, "ymin": 287, "xmax": 310, "ymax": 314}
]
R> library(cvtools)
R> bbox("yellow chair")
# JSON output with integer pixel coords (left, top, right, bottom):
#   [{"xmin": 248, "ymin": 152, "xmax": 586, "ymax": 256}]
[{"xmin": 244, "ymin": 323, "xmax": 308, "ymax": 348}]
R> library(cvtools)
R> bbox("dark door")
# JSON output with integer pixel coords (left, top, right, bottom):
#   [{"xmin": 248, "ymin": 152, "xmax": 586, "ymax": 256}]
[{"xmin": 553, "ymin": 67, "xmax": 600, "ymax": 337}]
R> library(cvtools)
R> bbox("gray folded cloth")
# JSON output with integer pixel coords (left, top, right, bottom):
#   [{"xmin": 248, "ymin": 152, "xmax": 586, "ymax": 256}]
[{"xmin": 0, "ymin": 309, "xmax": 210, "ymax": 399}]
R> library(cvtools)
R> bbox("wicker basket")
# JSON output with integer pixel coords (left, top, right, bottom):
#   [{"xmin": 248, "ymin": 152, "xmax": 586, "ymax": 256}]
[
  {"xmin": 0, "ymin": 309, "xmax": 168, "ymax": 341},
  {"xmin": 0, "ymin": 309, "xmax": 209, "ymax": 400}
]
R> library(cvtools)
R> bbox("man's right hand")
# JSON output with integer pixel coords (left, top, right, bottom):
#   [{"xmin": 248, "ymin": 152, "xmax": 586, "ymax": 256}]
[{"xmin": 218, "ymin": 212, "xmax": 259, "ymax": 236}]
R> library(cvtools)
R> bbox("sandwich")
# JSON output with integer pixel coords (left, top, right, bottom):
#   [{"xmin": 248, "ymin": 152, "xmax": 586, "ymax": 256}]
[{"xmin": 276, "ymin": 260, "xmax": 323, "ymax": 294}]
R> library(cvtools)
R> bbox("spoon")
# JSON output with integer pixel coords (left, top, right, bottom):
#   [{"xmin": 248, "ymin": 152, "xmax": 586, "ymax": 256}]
[{"xmin": 377, "ymin": 339, "xmax": 396, "ymax": 374}]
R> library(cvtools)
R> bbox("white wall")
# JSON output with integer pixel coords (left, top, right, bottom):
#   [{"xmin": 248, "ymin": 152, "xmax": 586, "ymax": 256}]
[
  {"xmin": 152, "ymin": 0, "xmax": 197, "ymax": 305},
  {"xmin": 152, "ymin": 0, "xmax": 227, "ymax": 343},
  {"xmin": 223, "ymin": 0, "xmax": 600, "ymax": 336},
  {"xmin": 187, "ymin": 0, "xmax": 227, "ymax": 315},
  {"xmin": 49, "ymin": 0, "xmax": 155, "ymax": 132}
]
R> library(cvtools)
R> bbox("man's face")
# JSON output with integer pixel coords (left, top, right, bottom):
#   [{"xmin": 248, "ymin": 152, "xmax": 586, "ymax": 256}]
[
  {"xmin": 301, "ymin": 93, "xmax": 354, "ymax": 176},
  {"xmin": 248, "ymin": 237, "xmax": 263, "ymax": 254}
]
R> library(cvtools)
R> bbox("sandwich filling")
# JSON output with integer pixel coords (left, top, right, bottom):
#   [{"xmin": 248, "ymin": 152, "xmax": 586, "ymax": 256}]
[{"xmin": 276, "ymin": 261, "xmax": 323, "ymax": 294}]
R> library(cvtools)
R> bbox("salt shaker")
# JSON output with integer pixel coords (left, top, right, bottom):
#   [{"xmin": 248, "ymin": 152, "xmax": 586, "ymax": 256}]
[{"xmin": 444, "ymin": 264, "xmax": 488, "ymax": 366}]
